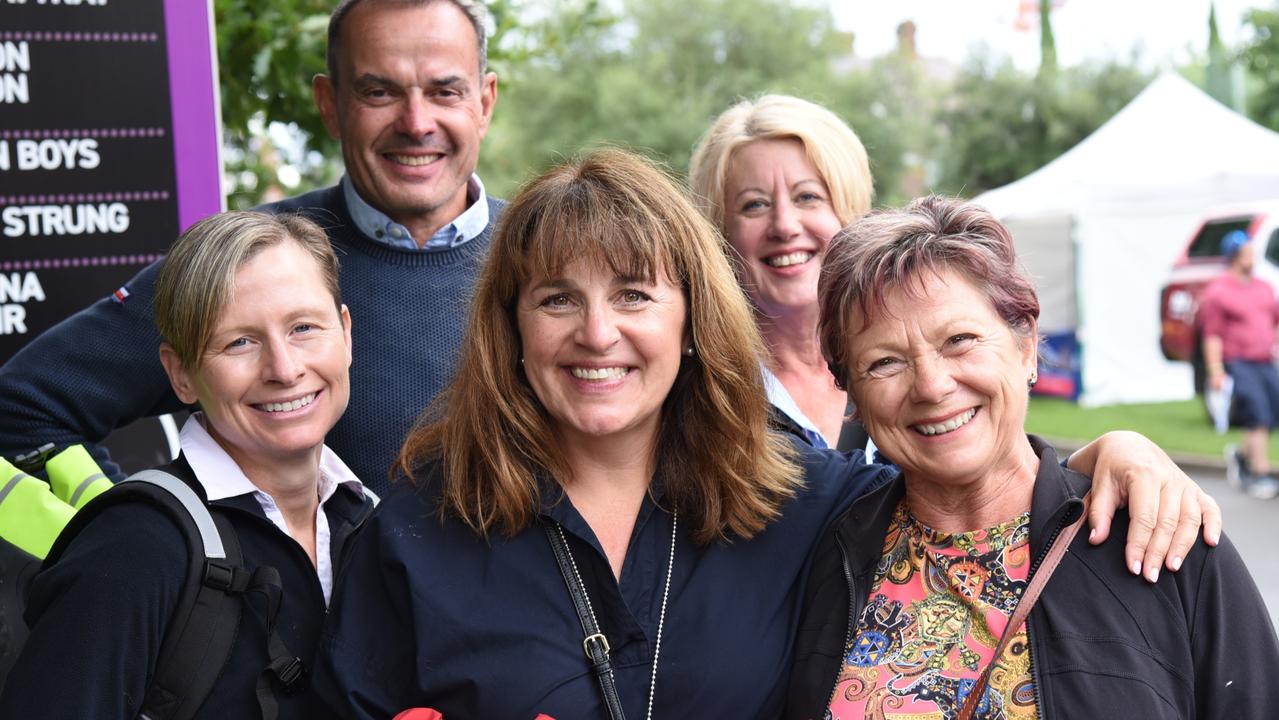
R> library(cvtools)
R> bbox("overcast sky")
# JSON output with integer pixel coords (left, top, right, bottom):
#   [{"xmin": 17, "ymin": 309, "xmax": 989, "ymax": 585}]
[{"xmin": 827, "ymin": 0, "xmax": 1267, "ymax": 70}]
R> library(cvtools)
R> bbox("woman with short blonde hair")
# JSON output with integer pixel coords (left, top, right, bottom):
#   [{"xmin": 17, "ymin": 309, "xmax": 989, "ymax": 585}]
[{"xmin": 2, "ymin": 211, "xmax": 373, "ymax": 718}]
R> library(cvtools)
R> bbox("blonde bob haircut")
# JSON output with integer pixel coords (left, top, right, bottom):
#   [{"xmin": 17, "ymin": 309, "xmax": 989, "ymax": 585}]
[
  {"xmin": 154, "ymin": 211, "xmax": 341, "ymax": 369},
  {"xmin": 688, "ymin": 94, "xmax": 873, "ymax": 230},
  {"xmin": 399, "ymin": 148, "xmax": 801, "ymax": 544}
]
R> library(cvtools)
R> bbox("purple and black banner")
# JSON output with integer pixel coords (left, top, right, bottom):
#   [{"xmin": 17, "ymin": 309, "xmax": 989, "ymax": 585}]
[{"xmin": 0, "ymin": 0, "xmax": 222, "ymax": 363}]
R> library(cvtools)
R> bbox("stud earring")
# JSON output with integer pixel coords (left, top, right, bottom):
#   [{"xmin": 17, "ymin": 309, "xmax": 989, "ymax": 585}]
[
  {"xmin": 1028, "ymin": 374, "xmax": 1038, "ymax": 390},
  {"xmin": 684, "ymin": 346, "xmax": 695, "ymax": 357}
]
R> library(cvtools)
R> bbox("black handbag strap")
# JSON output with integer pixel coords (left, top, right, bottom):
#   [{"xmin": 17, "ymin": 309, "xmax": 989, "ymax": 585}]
[{"xmin": 543, "ymin": 521, "xmax": 627, "ymax": 720}]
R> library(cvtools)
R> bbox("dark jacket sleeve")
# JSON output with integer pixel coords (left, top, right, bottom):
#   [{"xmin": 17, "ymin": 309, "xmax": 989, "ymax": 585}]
[
  {"xmin": 0, "ymin": 260, "xmax": 185, "ymax": 479},
  {"xmin": 1186, "ymin": 534, "xmax": 1279, "ymax": 719},
  {"xmin": 314, "ymin": 491, "xmax": 420, "ymax": 719},
  {"xmin": 0, "ymin": 501, "xmax": 186, "ymax": 718}
]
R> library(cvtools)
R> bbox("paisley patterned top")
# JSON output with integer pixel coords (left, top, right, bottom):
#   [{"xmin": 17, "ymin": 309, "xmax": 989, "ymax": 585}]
[{"xmin": 827, "ymin": 500, "xmax": 1038, "ymax": 720}]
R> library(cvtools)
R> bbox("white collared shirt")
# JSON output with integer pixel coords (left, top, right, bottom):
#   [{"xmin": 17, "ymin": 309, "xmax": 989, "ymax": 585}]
[
  {"xmin": 179, "ymin": 414, "xmax": 371, "ymax": 604},
  {"xmin": 761, "ymin": 363, "xmax": 878, "ymax": 458},
  {"xmin": 762, "ymin": 363, "xmax": 831, "ymax": 449}
]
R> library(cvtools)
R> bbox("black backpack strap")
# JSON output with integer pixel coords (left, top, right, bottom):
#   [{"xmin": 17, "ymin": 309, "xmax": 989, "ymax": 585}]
[
  {"xmin": 135, "ymin": 472, "xmax": 305, "ymax": 720},
  {"xmin": 46, "ymin": 468, "xmax": 305, "ymax": 720},
  {"xmin": 123, "ymin": 470, "xmax": 249, "ymax": 720},
  {"xmin": 244, "ymin": 561, "xmax": 304, "ymax": 720}
]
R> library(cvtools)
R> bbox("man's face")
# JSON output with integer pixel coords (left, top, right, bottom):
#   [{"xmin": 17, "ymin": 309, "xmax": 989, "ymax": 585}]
[
  {"xmin": 315, "ymin": 1, "xmax": 497, "ymax": 240},
  {"xmin": 1236, "ymin": 242, "xmax": 1256, "ymax": 274}
]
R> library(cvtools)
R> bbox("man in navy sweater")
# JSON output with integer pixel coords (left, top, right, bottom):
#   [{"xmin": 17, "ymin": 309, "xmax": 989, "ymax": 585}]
[{"xmin": 0, "ymin": 0, "xmax": 502, "ymax": 495}]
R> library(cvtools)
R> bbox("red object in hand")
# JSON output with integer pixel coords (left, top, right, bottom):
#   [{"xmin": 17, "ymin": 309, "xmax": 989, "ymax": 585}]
[{"xmin": 393, "ymin": 708, "xmax": 555, "ymax": 719}]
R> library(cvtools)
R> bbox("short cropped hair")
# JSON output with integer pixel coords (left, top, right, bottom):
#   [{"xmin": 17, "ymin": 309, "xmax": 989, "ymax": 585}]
[
  {"xmin": 818, "ymin": 196, "xmax": 1040, "ymax": 390},
  {"xmin": 154, "ymin": 211, "xmax": 341, "ymax": 369},
  {"xmin": 400, "ymin": 148, "xmax": 801, "ymax": 544},
  {"xmin": 688, "ymin": 94, "xmax": 873, "ymax": 230},
  {"xmin": 326, "ymin": 0, "xmax": 488, "ymax": 83}
]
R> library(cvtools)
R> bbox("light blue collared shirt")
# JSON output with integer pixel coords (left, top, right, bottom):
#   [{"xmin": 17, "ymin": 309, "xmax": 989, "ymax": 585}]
[{"xmin": 342, "ymin": 174, "xmax": 490, "ymax": 251}]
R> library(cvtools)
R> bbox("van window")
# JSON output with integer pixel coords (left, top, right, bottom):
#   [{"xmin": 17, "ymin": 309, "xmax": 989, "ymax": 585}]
[
  {"xmin": 1268, "ymin": 228, "xmax": 1279, "ymax": 266},
  {"xmin": 1187, "ymin": 218, "xmax": 1253, "ymax": 258}
]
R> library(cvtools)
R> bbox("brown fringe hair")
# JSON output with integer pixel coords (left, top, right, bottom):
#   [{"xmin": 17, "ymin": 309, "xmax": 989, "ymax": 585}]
[{"xmin": 398, "ymin": 148, "xmax": 801, "ymax": 544}]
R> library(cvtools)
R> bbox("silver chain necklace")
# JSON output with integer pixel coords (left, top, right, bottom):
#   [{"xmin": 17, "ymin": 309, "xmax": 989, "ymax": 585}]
[{"xmin": 557, "ymin": 511, "xmax": 678, "ymax": 720}]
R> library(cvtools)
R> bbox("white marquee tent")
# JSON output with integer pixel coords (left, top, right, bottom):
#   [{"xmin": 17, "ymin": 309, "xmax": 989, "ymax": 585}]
[{"xmin": 975, "ymin": 73, "xmax": 1279, "ymax": 406}]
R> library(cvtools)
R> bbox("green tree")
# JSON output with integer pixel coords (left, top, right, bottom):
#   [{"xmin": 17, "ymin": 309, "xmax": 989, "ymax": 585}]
[
  {"xmin": 483, "ymin": 0, "xmax": 906, "ymax": 200},
  {"xmin": 1039, "ymin": 0, "xmax": 1058, "ymax": 76},
  {"xmin": 1206, "ymin": 3, "xmax": 1234, "ymax": 107},
  {"xmin": 1241, "ymin": 5, "xmax": 1279, "ymax": 130},
  {"xmin": 212, "ymin": 0, "xmax": 905, "ymax": 206},
  {"xmin": 936, "ymin": 57, "xmax": 1149, "ymax": 197},
  {"xmin": 215, "ymin": 0, "xmax": 334, "ymax": 208}
]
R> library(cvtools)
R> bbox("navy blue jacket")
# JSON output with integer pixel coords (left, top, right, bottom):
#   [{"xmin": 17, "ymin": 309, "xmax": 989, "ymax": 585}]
[
  {"xmin": 315, "ymin": 439, "xmax": 896, "ymax": 719},
  {"xmin": 0, "ymin": 186, "xmax": 504, "ymax": 495},
  {"xmin": 0, "ymin": 455, "xmax": 375, "ymax": 719}
]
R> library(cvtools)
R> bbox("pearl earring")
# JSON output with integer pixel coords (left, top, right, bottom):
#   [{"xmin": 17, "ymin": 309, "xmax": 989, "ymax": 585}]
[{"xmin": 684, "ymin": 346, "xmax": 695, "ymax": 357}]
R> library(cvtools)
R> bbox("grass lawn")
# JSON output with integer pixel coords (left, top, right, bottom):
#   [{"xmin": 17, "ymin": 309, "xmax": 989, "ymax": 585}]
[{"xmin": 1026, "ymin": 397, "xmax": 1279, "ymax": 463}]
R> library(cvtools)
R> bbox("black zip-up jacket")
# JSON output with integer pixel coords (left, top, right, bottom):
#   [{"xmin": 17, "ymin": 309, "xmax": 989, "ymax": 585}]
[
  {"xmin": 0, "ymin": 454, "xmax": 375, "ymax": 719},
  {"xmin": 787, "ymin": 436, "xmax": 1279, "ymax": 719}
]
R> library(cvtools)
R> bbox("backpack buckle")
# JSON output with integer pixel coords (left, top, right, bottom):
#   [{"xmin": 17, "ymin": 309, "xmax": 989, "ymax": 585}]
[
  {"xmin": 202, "ymin": 560, "xmax": 236, "ymax": 592},
  {"xmin": 268, "ymin": 655, "xmax": 306, "ymax": 692}
]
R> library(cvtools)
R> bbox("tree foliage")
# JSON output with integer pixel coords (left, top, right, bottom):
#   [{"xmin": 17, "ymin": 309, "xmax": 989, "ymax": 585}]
[
  {"xmin": 1241, "ymin": 6, "xmax": 1279, "ymax": 131},
  {"xmin": 210, "ymin": 0, "xmax": 1162, "ymax": 209},
  {"xmin": 482, "ymin": 0, "xmax": 854, "ymax": 196},
  {"xmin": 935, "ymin": 57, "xmax": 1150, "ymax": 197}
]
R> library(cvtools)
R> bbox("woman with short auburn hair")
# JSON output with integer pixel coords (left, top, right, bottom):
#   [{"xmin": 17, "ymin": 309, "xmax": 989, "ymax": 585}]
[
  {"xmin": 318, "ymin": 152, "xmax": 1219, "ymax": 720},
  {"xmin": 788, "ymin": 196, "xmax": 1278, "ymax": 719}
]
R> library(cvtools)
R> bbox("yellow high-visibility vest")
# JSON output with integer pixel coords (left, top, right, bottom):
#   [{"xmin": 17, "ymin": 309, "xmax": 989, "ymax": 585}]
[
  {"xmin": 0, "ymin": 458, "xmax": 75, "ymax": 559},
  {"xmin": 46, "ymin": 445, "xmax": 112, "ymax": 510}
]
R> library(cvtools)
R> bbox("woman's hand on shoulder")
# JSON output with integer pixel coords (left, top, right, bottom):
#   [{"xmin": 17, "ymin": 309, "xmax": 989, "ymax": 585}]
[{"xmin": 1067, "ymin": 430, "xmax": 1222, "ymax": 583}]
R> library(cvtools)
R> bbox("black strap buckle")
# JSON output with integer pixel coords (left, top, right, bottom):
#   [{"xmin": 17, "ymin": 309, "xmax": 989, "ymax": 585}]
[
  {"xmin": 203, "ymin": 560, "xmax": 236, "ymax": 591},
  {"xmin": 268, "ymin": 656, "xmax": 306, "ymax": 693},
  {"xmin": 13, "ymin": 442, "xmax": 56, "ymax": 474}
]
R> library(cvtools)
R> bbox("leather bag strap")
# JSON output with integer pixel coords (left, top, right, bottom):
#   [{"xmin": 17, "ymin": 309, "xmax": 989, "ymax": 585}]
[
  {"xmin": 543, "ymin": 521, "xmax": 628, "ymax": 720},
  {"xmin": 956, "ymin": 494, "xmax": 1089, "ymax": 720}
]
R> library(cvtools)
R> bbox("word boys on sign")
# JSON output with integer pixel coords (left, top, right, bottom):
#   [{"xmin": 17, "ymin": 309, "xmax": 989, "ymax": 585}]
[{"xmin": 0, "ymin": 0, "xmax": 221, "ymax": 358}]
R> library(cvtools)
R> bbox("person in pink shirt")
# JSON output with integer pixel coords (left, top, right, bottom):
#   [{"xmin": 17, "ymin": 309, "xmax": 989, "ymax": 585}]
[{"xmin": 1199, "ymin": 229, "xmax": 1279, "ymax": 499}]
